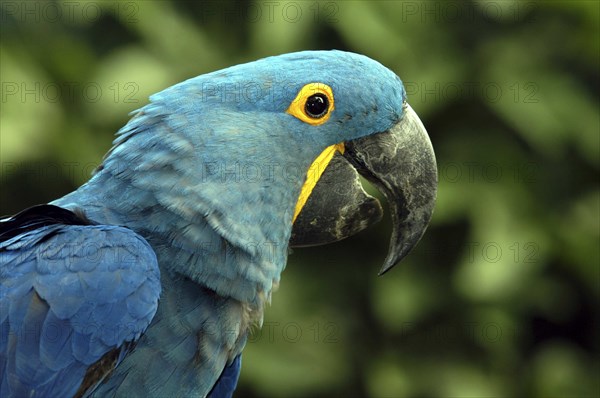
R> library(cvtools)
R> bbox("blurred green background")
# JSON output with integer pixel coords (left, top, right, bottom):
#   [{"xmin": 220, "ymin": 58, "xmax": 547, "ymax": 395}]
[{"xmin": 1, "ymin": 1, "xmax": 598, "ymax": 397}]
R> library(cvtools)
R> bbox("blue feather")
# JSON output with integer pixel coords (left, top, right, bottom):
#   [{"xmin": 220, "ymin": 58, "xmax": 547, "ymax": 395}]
[{"xmin": 208, "ymin": 355, "xmax": 242, "ymax": 398}]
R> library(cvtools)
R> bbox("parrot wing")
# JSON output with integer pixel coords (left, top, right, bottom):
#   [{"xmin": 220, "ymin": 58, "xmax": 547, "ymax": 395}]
[{"xmin": 0, "ymin": 205, "xmax": 161, "ymax": 397}]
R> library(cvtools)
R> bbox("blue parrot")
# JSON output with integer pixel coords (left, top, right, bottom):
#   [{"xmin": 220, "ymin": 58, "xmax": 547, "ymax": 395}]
[{"xmin": 0, "ymin": 50, "xmax": 437, "ymax": 397}]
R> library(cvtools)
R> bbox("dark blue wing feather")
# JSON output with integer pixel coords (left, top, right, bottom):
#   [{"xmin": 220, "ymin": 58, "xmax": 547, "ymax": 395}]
[
  {"xmin": 207, "ymin": 355, "xmax": 242, "ymax": 398},
  {"xmin": 0, "ymin": 206, "xmax": 161, "ymax": 397}
]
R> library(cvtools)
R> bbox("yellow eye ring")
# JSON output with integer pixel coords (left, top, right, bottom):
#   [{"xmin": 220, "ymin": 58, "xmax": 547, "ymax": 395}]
[{"xmin": 286, "ymin": 83, "xmax": 335, "ymax": 126}]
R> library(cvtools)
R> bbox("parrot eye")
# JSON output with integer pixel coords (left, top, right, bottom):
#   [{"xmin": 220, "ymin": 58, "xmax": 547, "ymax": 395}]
[
  {"xmin": 286, "ymin": 83, "xmax": 335, "ymax": 126},
  {"xmin": 305, "ymin": 94, "xmax": 329, "ymax": 118}
]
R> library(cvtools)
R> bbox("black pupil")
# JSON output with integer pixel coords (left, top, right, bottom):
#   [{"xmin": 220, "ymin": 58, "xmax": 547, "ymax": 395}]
[{"xmin": 305, "ymin": 94, "xmax": 329, "ymax": 118}]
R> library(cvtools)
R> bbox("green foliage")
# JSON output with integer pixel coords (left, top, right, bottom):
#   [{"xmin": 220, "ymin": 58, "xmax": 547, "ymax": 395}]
[{"xmin": 1, "ymin": 1, "xmax": 597, "ymax": 397}]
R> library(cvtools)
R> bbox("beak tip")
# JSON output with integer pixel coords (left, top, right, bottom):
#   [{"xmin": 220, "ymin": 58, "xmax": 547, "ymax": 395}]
[{"xmin": 376, "ymin": 243, "xmax": 412, "ymax": 276}]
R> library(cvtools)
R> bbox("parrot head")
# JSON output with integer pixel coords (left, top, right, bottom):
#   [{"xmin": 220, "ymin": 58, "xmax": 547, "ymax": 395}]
[{"xmin": 97, "ymin": 50, "xmax": 436, "ymax": 287}]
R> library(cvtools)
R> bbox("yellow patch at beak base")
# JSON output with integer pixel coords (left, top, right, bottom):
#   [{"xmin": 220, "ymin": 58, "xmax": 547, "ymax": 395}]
[{"xmin": 292, "ymin": 143, "xmax": 345, "ymax": 223}]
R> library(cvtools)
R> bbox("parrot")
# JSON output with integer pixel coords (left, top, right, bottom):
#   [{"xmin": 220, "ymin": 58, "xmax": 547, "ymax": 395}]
[{"xmin": 0, "ymin": 50, "xmax": 437, "ymax": 397}]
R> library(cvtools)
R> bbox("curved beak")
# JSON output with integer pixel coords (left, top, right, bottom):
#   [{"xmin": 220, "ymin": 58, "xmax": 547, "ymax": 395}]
[
  {"xmin": 344, "ymin": 103, "xmax": 437, "ymax": 274},
  {"xmin": 289, "ymin": 103, "xmax": 437, "ymax": 275}
]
